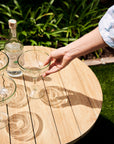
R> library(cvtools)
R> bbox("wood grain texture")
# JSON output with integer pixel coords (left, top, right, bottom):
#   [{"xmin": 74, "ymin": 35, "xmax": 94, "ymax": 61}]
[
  {"xmin": 59, "ymin": 58, "xmax": 102, "ymax": 135},
  {"xmin": 0, "ymin": 46, "xmax": 103, "ymax": 144},
  {"xmin": 0, "ymin": 105, "xmax": 10, "ymax": 144},
  {"xmin": 5, "ymin": 72, "xmax": 35, "ymax": 144},
  {"xmin": 24, "ymin": 46, "xmax": 60, "ymax": 144}
]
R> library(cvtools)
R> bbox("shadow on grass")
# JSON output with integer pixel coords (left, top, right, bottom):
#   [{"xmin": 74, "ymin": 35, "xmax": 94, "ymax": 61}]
[{"xmin": 75, "ymin": 115, "xmax": 114, "ymax": 144}]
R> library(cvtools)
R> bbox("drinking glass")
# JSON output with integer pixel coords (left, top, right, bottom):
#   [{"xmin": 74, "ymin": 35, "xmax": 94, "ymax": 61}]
[
  {"xmin": 17, "ymin": 50, "xmax": 50, "ymax": 99},
  {"xmin": 0, "ymin": 51, "xmax": 16, "ymax": 129},
  {"xmin": 0, "ymin": 51, "xmax": 9, "ymax": 74}
]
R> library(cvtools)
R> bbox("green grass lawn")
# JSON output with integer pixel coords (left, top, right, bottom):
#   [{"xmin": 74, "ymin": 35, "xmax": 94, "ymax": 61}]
[
  {"xmin": 75, "ymin": 63, "xmax": 114, "ymax": 144},
  {"xmin": 91, "ymin": 63, "xmax": 114, "ymax": 124}
]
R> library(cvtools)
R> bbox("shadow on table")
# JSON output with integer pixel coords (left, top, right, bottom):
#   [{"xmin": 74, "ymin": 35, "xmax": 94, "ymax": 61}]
[
  {"xmin": 6, "ymin": 111, "xmax": 43, "ymax": 142},
  {"xmin": 40, "ymin": 86, "xmax": 102, "ymax": 108},
  {"xmin": 23, "ymin": 75, "xmax": 52, "ymax": 82},
  {"xmin": 74, "ymin": 115, "xmax": 114, "ymax": 144},
  {"xmin": 8, "ymin": 84, "xmax": 31, "ymax": 108}
]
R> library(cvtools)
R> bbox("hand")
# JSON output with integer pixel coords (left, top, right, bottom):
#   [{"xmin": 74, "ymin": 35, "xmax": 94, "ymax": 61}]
[
  {"xmin": 43, "ymin": 27, "xmax": 106, "ymax": 77},
  {"xmin": 43, "ymin": 47, "xmax": 73, "ymax": 77}
]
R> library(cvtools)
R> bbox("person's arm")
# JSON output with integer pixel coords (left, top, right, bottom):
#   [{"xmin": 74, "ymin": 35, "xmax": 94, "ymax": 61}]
[
  {"xmin": 43, "ymin": 27, "xmax": 107, "ymax": 77},
  {"xmin": 43, "ymin": 5, "xmax": 114, "ymax": 77},
  {"xmin": 64, "ymin": 27, "xmax": 107, "ymax": 59}
]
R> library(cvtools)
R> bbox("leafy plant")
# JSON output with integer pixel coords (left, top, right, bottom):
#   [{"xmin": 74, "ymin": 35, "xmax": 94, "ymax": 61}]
[{"xmin": 0, "ymin": 0, "xmax": 108, "ymax": 53}]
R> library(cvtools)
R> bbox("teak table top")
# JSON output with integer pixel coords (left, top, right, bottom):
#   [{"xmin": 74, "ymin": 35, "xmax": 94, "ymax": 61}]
[{"xmin": 0, "ymin": 46, "xmax": 103, "ymax": 144}]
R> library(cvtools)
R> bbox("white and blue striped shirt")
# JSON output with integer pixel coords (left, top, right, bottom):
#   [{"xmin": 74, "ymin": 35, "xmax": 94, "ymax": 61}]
[{"xmin": 99, "ymin": 5, "xmax": 114, "ymax": 48}]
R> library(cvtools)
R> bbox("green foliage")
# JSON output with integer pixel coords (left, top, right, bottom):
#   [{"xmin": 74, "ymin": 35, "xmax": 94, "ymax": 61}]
[
  {"xmin": 0, "ymin": 0, "xmax": 107, "ymax": 49},
  {"xmin": 0, "ymin": 40, "xmax": 6, "ymax": 50}
]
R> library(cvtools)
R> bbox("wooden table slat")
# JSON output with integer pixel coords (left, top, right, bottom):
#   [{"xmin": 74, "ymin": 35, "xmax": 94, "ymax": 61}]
[
  {"xmin": 59, "ymin": 58, "xmax": 102, "ymax": 135},
  {"xmin": 0, "ymin": 105, "xmax": 10, "ymax": 144},
  {"xmin": 73, "ymin": 59, "xmax": 103, "ymax": 116},
  {"xmin": 6, "ymin": 74, "xmax": 36, "ymax": 144},
  {"xmin": 23, "ymin": 46, "xmax": 60, "ymax": 144},
  {"xmin": 43, "ymin": 72, "xmax": 81, "ymax": 144}
]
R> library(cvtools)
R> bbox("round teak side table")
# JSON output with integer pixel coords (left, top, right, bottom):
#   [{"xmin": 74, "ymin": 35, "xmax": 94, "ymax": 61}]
[{"xmin": 0, "ymin": 46, "xmax": 102, "ymax": 144}]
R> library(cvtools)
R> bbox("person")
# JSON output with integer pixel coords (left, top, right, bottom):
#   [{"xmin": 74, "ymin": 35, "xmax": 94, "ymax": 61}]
[{"xmin": 43, "ymin": 5, "xmax": 114, "ymax": 77}]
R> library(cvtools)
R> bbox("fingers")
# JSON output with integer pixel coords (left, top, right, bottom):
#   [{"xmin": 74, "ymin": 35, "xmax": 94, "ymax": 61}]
[
  {"xmin": 42, "ymin": 62, "xmax": 62, "ymax": 77},
  {"xmin": 42, "ymin": 48, "xmax": 67, "ymax": 77},
  {"xmin": 44, "ymin": 48, "xmax": 64, "ymax": 66},
  {"xmin": 43, "ymin": 55, "xmax": 52, "ymax": 66}
]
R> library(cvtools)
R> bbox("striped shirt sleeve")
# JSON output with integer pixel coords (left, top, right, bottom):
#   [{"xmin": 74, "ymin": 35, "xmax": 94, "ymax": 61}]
[{"xmin": 99, "ymin": 5, "xmax": 114, "ymax": 48}]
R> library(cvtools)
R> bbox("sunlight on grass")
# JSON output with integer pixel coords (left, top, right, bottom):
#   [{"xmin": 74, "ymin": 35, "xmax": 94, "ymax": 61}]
[{"xmin": 90, "ymin": 64, "xmax": 114, "ymax": 123}]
